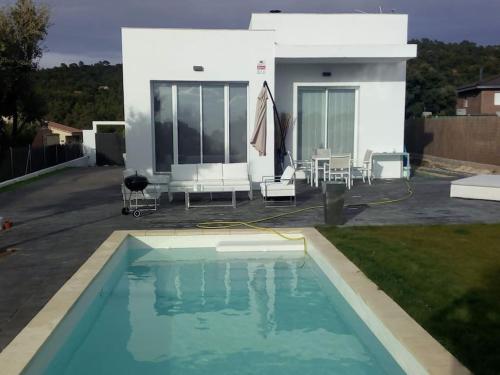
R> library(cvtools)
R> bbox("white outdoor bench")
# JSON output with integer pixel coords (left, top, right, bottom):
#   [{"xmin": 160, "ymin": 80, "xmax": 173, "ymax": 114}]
[{"xmin": 168, "ymin": 163, "xmax": 253, "ymax": 206}]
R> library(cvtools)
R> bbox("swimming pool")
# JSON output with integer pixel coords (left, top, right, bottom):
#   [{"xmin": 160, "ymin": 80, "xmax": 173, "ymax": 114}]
[{"xmin": 0, "ymin": 229, "xmax": 466, "ymax": 375}]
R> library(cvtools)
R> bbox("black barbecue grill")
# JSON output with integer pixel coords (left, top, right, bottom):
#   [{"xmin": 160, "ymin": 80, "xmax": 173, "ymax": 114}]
[
  {"xmin": 124, "ymin": 172, "xmax": 149, "ymax": 192},
  {"xmin": 122, "ymin": 172, "xmax": 159, "ymax": 217}
]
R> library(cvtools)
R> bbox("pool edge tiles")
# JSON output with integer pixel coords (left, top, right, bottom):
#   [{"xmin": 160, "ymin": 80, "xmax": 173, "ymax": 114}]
[
  {"xmin": 0, "ymin": 228, "xmax": 470, "ymax": 375},
  {"xmin": 302, "ymin": 229, "xmax": 470, "ymax": 375}
]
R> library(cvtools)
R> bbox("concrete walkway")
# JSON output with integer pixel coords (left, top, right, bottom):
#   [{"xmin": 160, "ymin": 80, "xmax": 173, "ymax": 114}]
[{"xmin": 0, "ymin": 166, "xmax": 499, "ymax": 350}]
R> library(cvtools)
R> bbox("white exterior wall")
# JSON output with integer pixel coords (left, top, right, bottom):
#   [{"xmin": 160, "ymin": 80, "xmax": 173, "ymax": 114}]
[
  {"xmin": 122, "ymin": 28, "xmax": 276, "ymax": 183},
  {"xmin": 122, "ymin": 13, "xmax": 415, "ymax": 183},
  {"xmin": 81, "ymin": 129, "xmax": 95, "ymax": 166},
  {"xmin": 275, "ymin": 62, "xmax": 407, "ymax": 178},
  {"xmin": 249, "ymin": 13, "xmax": 408, "ymax": 45}
]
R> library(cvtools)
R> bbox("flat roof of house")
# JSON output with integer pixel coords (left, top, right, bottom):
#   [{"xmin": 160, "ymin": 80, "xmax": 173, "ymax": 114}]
[
  {"xmin": 250, "ymin": 12, "xmax": 408, "ymax": 16},
  {"xmin": 457, "ymin": 75, "xmax": 500, "ymax": 93},
  {"xmin": 121, "ymin": 27, "xmax": 275, "ymax": 32},
  {"xmin": 123, "ymin": 12, "xmax": 409, "ymax": 32}
]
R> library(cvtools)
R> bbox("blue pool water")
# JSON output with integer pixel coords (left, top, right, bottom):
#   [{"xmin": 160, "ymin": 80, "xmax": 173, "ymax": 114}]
[{"xmin": 26, "ymin": 248, "xmax": 405, "ymax": 375}]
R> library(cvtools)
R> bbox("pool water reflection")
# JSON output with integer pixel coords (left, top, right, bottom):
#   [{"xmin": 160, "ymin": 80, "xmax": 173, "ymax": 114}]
[{"xmin": 37, "ymin": 249, "xmax": 404, "ymax": 375}]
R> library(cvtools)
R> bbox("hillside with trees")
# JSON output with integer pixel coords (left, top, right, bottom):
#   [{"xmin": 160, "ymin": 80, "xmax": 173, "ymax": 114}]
[
  {"xmin": 33, "ymin": 61, "xmax": 123, "ymax": 129},
  {"xmin": 406, "ymin": 39, "xmax": 500, "ymax": 117},
  {"xmin": 31, "ymin": 39, "xmax": 500, "ymax": 129},
  {"xmin": 4, "ymin": 19, "xmax": 500, "ymax": 147}
]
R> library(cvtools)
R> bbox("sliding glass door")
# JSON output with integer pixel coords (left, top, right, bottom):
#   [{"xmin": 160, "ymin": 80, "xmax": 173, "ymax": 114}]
[
  {"xmin": 327, "ymin": 90, "xmax": 356, "ymax": 155},
  {"xmin": 297, "ymin": 87, "xmax": 356, "ymax": 160},
  {"xmin": 152, "ymin": 82, "xmax": 247, "ymax": 172},
  {"xmin": 297, "ymin": 89, "xmax": 326, "ymax": 161}
]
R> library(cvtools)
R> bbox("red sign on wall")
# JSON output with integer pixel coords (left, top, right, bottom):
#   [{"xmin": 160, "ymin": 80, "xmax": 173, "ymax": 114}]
[{"xmin": 257, "ymin": 60, "xmax": 266, "ymax": 74}]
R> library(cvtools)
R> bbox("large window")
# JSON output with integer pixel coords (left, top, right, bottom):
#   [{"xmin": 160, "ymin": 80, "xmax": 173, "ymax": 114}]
[
  {"xmin": 152, "ymin": 83, "xmax": 174, "ymax": 171},
  {"xmin": 298, "ymin": 87, "xmax": 356, "ymax": 160},
  {"xmin": 152, "ymin": 82, "xmax": 247, "ymax": 172},
  {"xmin": 202, "ymin": 85, "xmax": 225, "ymax": 163},
  {"xmin": 177, "ymin": 84, "xmax": 201, "ymax": 164}
]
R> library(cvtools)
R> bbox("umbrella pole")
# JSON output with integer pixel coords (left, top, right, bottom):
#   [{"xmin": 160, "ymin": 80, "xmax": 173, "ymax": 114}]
[{"xmin": 263, "ymin": 81, "xmax": 287, "ymax": 171}]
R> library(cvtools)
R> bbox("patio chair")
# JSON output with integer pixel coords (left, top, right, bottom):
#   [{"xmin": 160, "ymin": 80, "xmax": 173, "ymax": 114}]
[
  {"xmin": 324, "ymin": 154, "xmax": 352, "ymax": 189},
  {"xmin": 358, "ymin": 149, "xmax": 373, "ymax": 185},
  {"xmin": 312, "ymin": 148, "xmax": 331, "ymax": 185},
  {"xmin": 287, "ymin": 151, "xmax": 312, "ymax": 183},
  {"xmin": 260, "ymin": 166, "xmax": 296, "ymax": 206}
]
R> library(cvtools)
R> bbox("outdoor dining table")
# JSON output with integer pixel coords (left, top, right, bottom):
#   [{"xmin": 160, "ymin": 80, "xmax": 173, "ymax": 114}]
[{"xmin": 311, "ymin": 155, "xmax": 331, "ymax": 188}]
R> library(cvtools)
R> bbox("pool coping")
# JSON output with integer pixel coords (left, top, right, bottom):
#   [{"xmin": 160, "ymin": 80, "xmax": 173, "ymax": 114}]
[{"xmin": 0, "ymin": 228, "xmax": 470, "ymax": 375}]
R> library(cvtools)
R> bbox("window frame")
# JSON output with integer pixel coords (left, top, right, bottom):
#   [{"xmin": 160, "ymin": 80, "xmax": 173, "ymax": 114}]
[
  {"xmin": 494, "ymin": 92, "xmax": 500, "ymax": 106},
  {"xmin": 151, "ymin": 81, "xmax": 248, "ymax": 173},
  {"xmin": 293, "ymin": 83, "xmax": 359, "ymax": 162}
]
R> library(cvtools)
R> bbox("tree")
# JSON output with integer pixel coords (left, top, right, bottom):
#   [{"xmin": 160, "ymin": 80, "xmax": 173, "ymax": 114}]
[
  {"xmin": 0, "ymin": 0, "xmax": 50, "ymax": 144},
  {"xmin": 406, "ymin": 39, "xmax": 500, "ymax": 118},
  {"xmin": 33, "ymin": 62, "xmax": 124, "ymax": 129}
]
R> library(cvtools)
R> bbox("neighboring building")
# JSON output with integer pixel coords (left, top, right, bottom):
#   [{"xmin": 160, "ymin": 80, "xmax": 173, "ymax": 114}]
[
  {"xmin": 32, "ymin": 122, "xmax": 83, "ymax": 148},
  {"xmin": 46, "ymin": 121, "xmax": 83, "ymax": 144},
  {"xmin": 31, "ymin": 127, "xmax": 60, "ymax": 148},
  {"xmin": 121, "ymin": 12, "xmax": 417, "ymax": 185},
  {"xmin": 456, "ymin": 75, "xmax": 500, "ymax": 116}
]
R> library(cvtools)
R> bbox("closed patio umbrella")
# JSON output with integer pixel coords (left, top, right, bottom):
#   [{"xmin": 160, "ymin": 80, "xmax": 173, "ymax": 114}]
[{"xmin": 250, "ymin": 85, "xmax": 268, "ymax": 156}]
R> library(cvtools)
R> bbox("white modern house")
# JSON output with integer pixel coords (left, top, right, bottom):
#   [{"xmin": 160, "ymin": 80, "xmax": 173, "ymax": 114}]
[{"xmin": 121, "ymin": 12, "xmax": 416, "ymax": 189}]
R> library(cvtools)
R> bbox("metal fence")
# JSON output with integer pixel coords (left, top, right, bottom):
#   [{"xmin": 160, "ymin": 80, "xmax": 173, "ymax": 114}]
[{"xmin": 0, "ymin": 143, "xmax": 83, "ymax": 183}]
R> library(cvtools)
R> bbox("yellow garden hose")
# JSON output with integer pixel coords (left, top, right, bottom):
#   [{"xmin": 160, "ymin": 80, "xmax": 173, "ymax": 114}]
[
  {"xmin": 198, "ymin": 220, "xmax": 309, "ymax": 256},
  {"xmin": 197, "ymin": 205, "xmax": 323, "ymax": 230},
  {"xmin": 353, "ymin": 179, "xmax": 414, "ymax": 206},
  {"xmin": 197, "ymin": 180, "xmax": 413, "ymax": 228},
  {"xmin": 197, "ymin": 206, "xmax": 321, "ymax": 258},
  {"xmin": 196, "ymin": 180, "xmax": 414, "ymax": 257}
]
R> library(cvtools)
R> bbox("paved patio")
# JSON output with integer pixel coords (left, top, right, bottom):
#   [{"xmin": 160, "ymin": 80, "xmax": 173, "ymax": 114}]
[{"xmin": 0, "ymin": 166, "xmax": 499, "ymax": 350}]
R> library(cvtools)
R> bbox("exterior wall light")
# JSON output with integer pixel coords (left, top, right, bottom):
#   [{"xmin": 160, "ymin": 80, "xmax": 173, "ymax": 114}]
[{"xmin": 193, "ymin": 66, "xmax": 204, "ymax": 72}]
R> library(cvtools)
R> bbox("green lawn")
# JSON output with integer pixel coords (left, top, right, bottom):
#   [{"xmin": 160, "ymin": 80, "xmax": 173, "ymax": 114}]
[
  {"xmin": 0, "ymin": 168, "xmax": 68, "ymax": 193},
  {"xmin": 318, "ymin": 224, "xmax": 500, "ymax": 375}
]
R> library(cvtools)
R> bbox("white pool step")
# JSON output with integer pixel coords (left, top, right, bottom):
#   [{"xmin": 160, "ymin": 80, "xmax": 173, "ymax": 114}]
[{"xmin": 216, "ymin": 240, "xmax": 304, "ymax": 252}]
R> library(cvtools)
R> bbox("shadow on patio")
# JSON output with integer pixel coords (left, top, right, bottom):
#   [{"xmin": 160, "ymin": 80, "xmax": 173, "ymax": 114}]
[{"xmin": 136, "ymin": 179, "xmax": 413, "ymax": 228}]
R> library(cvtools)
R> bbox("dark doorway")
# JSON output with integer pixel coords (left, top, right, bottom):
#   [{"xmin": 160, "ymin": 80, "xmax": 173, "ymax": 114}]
[{"xmin": 95, "ymin": 133, "xmax": 125, "ymax": 166}]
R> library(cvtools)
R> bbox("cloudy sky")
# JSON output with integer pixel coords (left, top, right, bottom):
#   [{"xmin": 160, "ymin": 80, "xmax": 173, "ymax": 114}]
[{"xmin": 2, "ymin": 0, "xmax": 500, "ymax": 67}]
